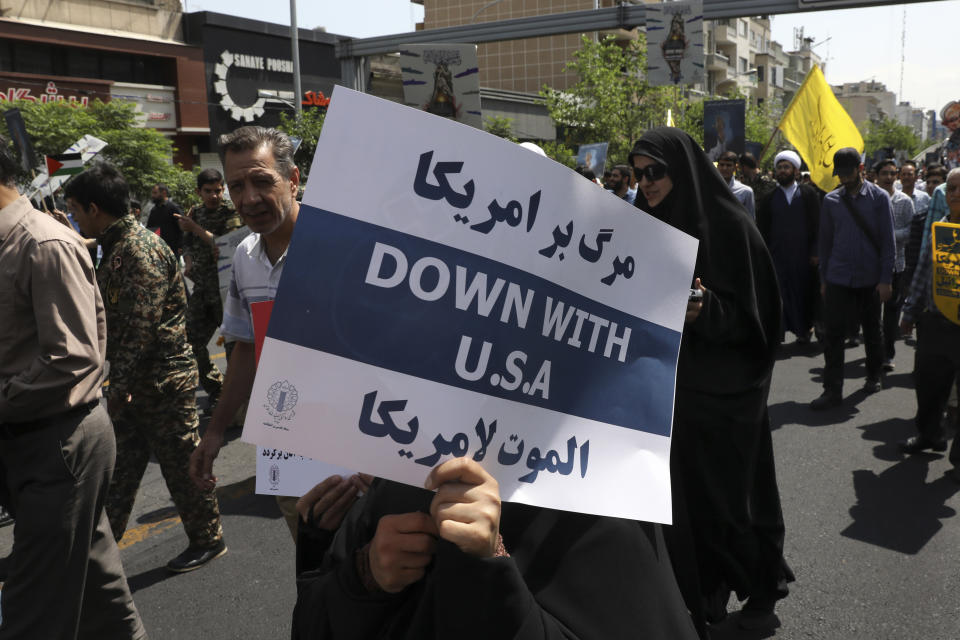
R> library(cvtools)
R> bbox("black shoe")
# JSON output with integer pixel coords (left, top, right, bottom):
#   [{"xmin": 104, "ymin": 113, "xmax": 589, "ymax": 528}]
[
  {"xmin": 810, "ymin": 391, "xmax": 842, "ymax": 410},
  {"xmin": 882, "ymin": 360, "xmax": 895, "ymax": 372},
  {"xmin": 0, "ymin": 506, "xmax": 13, "ymax": 528},
  {"xmin": 167, "ymin": 541, "xmax": 227, "ymax": 573},
  {"xmin": 899, "ymin": 436, "xmax": 947, "ymax": 454},
  {"xmin": 863, "ymin": 379, "xmax": 882, "ymax": 394},
  {"xmin": 845, "ymin": 337, "xmax": 860, "ymax": 348}
]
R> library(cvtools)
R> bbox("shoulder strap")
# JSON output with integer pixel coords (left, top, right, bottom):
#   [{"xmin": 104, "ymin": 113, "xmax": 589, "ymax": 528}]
[{"xmin": 839, "ymin": 191, "xmax": 881, "ymax": 255}]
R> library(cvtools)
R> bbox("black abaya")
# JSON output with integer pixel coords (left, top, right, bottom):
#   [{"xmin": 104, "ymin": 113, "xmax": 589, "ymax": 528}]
[
  {"xmin": 630, "ymin": 128, "xmax": 793, "ymax": 633},
  {"xmin": 292, "ymin": 479, "xmax": 699, "ymax": 640}
]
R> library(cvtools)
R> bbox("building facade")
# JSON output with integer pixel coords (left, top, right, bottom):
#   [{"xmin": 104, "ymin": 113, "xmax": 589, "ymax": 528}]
[
  {"xmin": 415, "ymin": 0, "xmax": 634, "ymax": 95},
  {"xmin": 182, "ymin": 11, "xmax": 340, "ymax": 164},
  {"xmin": 0, "ymin": 0, "xmax": 208, "ymax": 167}
]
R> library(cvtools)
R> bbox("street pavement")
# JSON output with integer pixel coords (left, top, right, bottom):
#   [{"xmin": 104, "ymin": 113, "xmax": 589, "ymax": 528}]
[{"xmin": 2, "ymin": 335, "xmax": 959, "ymax": 639}]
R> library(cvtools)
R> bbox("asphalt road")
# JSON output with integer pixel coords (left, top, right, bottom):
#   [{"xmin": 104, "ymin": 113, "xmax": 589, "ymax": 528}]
[{"xmin": 3, "ymin": 336, "xmax": 959, "ymax": 639}]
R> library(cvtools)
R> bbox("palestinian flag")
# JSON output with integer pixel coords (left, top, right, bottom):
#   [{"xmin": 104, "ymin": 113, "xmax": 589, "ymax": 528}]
[{"xmin": 45, "ymin": 152, "xmax": 83, "ymax": 177}]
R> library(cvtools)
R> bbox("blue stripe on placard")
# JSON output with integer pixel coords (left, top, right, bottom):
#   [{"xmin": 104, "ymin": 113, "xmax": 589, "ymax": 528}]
[{"xmin": 270, "ymin": 205, "xmax": 680, "ymax": 437}]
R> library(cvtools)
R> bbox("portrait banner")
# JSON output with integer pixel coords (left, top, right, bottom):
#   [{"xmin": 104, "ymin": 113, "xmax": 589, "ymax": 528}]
[
  {"xmin": 576, "ymin": 142, "xmax": 608, "ymax": 178},
  {"xmin": 400, "ymin": 43, "xmax": 481, "ymax": 130},
  {"xmin": 645, "ymin": 0, "xmax": 704, "ymax": 87},
  {"xmin": 703, "ymin": 99, "xmax": 745, "ymax": 162},
  {"xmin": 932, "ymin": 221, "xmax": 960, "ymax": 325},
  {"xmin": 242, "ymin": 87, "xmax": 698, "ymax": 523}
]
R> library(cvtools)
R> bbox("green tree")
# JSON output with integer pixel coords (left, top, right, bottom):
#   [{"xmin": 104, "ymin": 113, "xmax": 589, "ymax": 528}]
[
  {"xmin": 1, "ymin": 99, "xmax": 196, "ymax": 203},
  {"xmin": 483, "ymin": 115, "xmax": 518, "ymax": 142},
  {"xmin": 542, "ymin": 35, "xmax": 747, "ymax": 167},
  {"xmin": 542, "ymin": 34, "xmax": 673, "ymax": 167},
  {"xmin": 539, "ymin": 140, "xmax": 577, "ymax": 168},
  {"xmin": 861, "ymin": 116, "xmax": 922, "ymax": 158},
  {"xmin": 481, "ymin": 115, "xmax": 574, "ymax": 167},
  {"xmin": 278, "ymin": 108, "xmax": 326, "ymax": 182}
]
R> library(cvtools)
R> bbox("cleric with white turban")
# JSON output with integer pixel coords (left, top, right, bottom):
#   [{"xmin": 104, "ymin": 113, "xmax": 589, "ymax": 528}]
[{"xmin": 773, "ymin": 150, "xmax": 802, "ymax": 170}]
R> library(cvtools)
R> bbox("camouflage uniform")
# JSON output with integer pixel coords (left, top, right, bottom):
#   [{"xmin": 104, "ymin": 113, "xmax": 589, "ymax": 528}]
[
  {"xmin": 745, "ymin": 173, "xmax": 777, "ymax": 205},
  {"xmin": 98, "ymin": 213, "xmax": 223, "ymax": 549},
  {"xmin": 182, "ymin": 203, "xmax": 243, "ymax": 400}
]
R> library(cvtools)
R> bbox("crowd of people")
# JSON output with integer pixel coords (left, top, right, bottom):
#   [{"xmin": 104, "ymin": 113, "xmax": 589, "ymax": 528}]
[{"xmin": 0, "ymin": 117, "xmax": 958, "ymax": 640}]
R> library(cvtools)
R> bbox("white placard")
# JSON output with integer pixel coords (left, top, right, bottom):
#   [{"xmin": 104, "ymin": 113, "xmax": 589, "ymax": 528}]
[
  {"xmin": 255, "ymin": 448, "xmax": 353, "ymax": 497},
  {"xmin": 242, "ymin": 88, "xmax": 697, "ymax": 523}
]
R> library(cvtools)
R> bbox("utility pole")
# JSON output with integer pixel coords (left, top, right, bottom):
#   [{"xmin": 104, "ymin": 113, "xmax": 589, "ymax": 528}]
[
  {"xmin": 898, "ymin": 7, "xmax": 906, "ymax": 102},
  {"xmin": 290, "ymin": 0, "xmax": 302, "ymax": 117}
]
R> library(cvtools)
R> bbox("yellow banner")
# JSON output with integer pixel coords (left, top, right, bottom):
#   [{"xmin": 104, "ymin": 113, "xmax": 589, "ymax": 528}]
[
  {"xmin": 778, "ymin": 65, "xmax": 864, "ymax": 193},
  {"xmin": 933, "ymin": 221, "xmax": 960, "ymax": 325}
]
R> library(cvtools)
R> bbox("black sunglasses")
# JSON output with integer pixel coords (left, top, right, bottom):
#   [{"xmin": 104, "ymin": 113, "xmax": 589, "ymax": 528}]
[{"xmin": 633, "ymin": 163, "xmax": 668, "ymax": 182}]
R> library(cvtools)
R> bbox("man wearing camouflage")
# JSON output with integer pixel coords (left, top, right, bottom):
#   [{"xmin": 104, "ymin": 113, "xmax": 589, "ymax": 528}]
[
  {"xmin": 175, "ymin": 169, "xmax": 244, "ymax": 411},
  {"xmin": 65, "ymin": 163, "xmax": 227, "ymax": 573}
]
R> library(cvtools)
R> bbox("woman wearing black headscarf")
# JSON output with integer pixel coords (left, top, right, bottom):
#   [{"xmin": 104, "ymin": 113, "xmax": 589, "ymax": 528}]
[{"xmin": 629, "ymin": 128, "xmax": 793, "ymax": 637}]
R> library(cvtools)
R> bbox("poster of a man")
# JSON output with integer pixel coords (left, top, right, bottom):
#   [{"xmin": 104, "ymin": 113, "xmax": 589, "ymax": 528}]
[
  {"xmin": 704, "ymin": 100, "xmax": 745, "ymax": 161},
  {"xmin": 577, "ymin": 142, "xmax": 609, "ymax": 178}
]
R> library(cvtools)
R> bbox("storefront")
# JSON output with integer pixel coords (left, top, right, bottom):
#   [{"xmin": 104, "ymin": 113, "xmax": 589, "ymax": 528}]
[
  {"xmin": 183, "ymin": 11, "xmax": 341, "ymax": 158},
  {"xmin": 0, "ymin": 18, "xmax": 209, "ymax": 167}
]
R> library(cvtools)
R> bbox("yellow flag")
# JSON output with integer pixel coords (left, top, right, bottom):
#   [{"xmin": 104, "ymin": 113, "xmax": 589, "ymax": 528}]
[
  {"xmin": 666, "ymin": 108, "xmax": 675, "ymax": 127},
  {"xmin": 778, "ymin": 65, "xmax": 863, "ymax": 193}
]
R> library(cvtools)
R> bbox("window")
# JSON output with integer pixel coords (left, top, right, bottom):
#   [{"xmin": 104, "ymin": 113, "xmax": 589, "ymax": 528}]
[
  {"xmin": 739, "ymin": 20, "xmax": 748, "ymax": 37},
  {"xmin": 756, "ymin": 65, "xmax": 765, "ymax": 82},
  {"xmin": 0, "ymin": 41, "xmax": 12, "ymax": 71},
  {"xmin": 67, "ymin": 49, "xmax": 99, "ymax": 78},
  {"xmin": 7, "ymin": 42, "xmax": 173, "ymax": 86},
  {"xmin": 102, "ymin": 53, "xmax": 133, "ymax": 82},
  {"xmin": 739, "ymin": 57, "xmax": 749, "ymax": 73},
  {"xmin": 13, "ymin": 43, "xmax": 54, "ymax": 75}
]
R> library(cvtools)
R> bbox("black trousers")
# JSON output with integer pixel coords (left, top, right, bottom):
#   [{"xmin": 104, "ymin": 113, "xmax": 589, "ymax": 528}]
[
  {"xmin": 0, "ymin": 404, "xmax": 145, "ymax": 640},
  {"xmin": 912, "ymin": 312, "xmax": 960, "ymax": 451},
  {"xmin": 882, "ymin": 271, "xmax": 904, "ymax": 361},
  {"xmin": 822, "ymin": 283, "xmax": 883, "ymax": 395}
]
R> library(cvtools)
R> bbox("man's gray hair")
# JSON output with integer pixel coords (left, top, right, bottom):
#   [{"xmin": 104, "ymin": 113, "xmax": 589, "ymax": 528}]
[{"xmin": 218, "ymin": 126, "xmax": 296, "ymax": 179}]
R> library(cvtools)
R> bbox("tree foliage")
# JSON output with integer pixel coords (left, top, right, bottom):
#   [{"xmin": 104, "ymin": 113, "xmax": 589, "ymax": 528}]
[
  {"xmin": 483, "ymin": 116, "xmax": 518, "ymax": 143},
  {"xmin": 542, "ymin": 35, "xmax": 782, "ymax": 169},
  {"xmin": 861, "ymin": 116, "xmax": 922, "ymax": 158},
  {"xmin": 539, "ymin": 140, "xmax": 577, "ymax": 168},
  {"xmin": 542, "ymin": 35, "xmax": 663, "ymax": 167},
  {"xmin": 1, "ymin": 99, "xmax": 196, "ymax": 204},
  {"xmin": 278, "ymin": 108, "xmax": 327, "ymax": 183}
]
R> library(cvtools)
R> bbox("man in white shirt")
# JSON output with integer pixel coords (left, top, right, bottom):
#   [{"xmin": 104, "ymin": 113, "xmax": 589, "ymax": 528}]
[{"xmin": 717, "ymin": 150, "xmax": 755, "ymax": 219}]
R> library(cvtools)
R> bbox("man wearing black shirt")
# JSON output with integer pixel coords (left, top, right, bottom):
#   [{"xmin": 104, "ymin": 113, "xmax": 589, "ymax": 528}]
[{"xmin": 146, "ymin": 183, "xmax": 184, "ymax": 255}]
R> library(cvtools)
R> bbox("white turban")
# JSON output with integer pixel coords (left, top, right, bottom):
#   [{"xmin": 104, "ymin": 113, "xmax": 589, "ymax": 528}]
[
  {"xmin": 774, "ymin": 150, "xmax": 801, "ymax": 170},
  {"xmin": 518, "ymin": 142, "xmax": 547, "ymax": 157}
]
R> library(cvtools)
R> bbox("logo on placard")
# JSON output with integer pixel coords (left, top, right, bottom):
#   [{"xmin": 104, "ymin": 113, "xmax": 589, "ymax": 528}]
[
  {"xmin": 264, "ymin": 380, "xmax": 298, "ymax": 428},
  {"xmin": 269, "ymin": 463, "xmax": 280, "ymax": 490}
]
